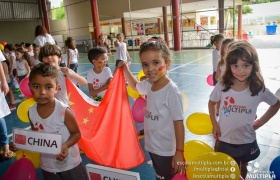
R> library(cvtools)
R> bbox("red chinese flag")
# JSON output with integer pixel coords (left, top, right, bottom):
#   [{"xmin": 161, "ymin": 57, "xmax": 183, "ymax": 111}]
[{"xmin": 66, "ymin": 67, "xmax": 146, "ymax": 169}]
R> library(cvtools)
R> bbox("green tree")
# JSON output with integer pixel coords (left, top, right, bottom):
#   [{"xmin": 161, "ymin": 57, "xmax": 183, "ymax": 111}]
[{"xmin": 51, "ymin": 2, "xmax": 65, "ymax": 20}]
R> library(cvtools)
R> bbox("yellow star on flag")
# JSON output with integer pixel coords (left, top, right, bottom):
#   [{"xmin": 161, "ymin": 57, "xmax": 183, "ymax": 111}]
[
  {"xmin": 83, "ymin": 117, "xmax": 89, "ymax": 124},
  {"xmin": 88, "ymin": 107, "xmax": 94, "ymax": 114},
  {"xmin": 68, "ymin": 92, "xmax": 74, "ymax": 106}
]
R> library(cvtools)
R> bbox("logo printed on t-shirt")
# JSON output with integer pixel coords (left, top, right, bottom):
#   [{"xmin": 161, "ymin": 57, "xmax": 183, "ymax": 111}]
[
  {"xmin": 222, "ymin": 96, "xmax": 252, "ymax": 116},
  {"xmin": 145, "ymin": 109, "xmax": 159, "ymax": 121}
]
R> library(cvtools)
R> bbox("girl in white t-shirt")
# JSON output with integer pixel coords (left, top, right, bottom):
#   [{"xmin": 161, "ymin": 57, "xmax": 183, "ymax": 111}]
[
  {"xmin": 87, "ymin": 48, "xmax": 112, "ymax": 99},
  {"xmin": 114, "ymin": 33, "xmax": 131, "ymax": 72},
  {"xmin": 118, "ymin": 41, "xmax": 185, "ymax": 179},
  {"xmin": 66, "ymin": 37, "xmax": 79, "ymax": 73},
  {"xmin": 0, "ymin": 50, "xmax": 13, "ymax": 160},
  {"xmin": 208, "ymin": 40, "xmax": 280, "ymax": 179},
  {"xmin": 15, "ymin": 48, "xmax": 31, "ymax": 82},
  {"xmin": 97, "ymin": 34, "xmax": 111, "ymax": 67}
]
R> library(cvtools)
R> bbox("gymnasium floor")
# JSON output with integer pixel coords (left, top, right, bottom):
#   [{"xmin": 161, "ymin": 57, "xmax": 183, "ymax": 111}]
[{"xmin": 1, "ymin": 48, "xmax": 280, "ymax": 180}]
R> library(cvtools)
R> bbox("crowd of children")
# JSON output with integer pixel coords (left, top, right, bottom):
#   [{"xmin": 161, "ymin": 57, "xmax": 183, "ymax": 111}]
[{"xmin": 1, "ymin": 30, "xmax": 280, "ymax": 180}]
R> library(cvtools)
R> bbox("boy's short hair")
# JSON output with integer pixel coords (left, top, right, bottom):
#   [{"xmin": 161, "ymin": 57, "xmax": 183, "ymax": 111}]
[
  {"xmin": 39, "ymin": 43, "xmax": 62, "ymax": 62},
  {"xmin": 29, "ymin": 63, "xmax": 58, "ymax": 83},
  {"xmin": 25, "ymin": 43, "xmax": 32, "ymax": 48},
  {"xmin": 87, "ymin": 48, "xmax": 106, "ymax": 64}
]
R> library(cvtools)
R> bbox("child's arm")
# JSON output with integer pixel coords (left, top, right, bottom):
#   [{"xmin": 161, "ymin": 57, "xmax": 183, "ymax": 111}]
[
  {"xmin": 118, "ymin": 61, "xmax": 138, "ymax": 90},
  {"xmin": 126, "ymin": 50, "xmax": 131, "ymax": 61},
  {"xmin": 56, "ymin": 108, "xmax": 81, "ymax": 161},
  {"xmin": 60, "ymin": 67, "xmax": 87, "ymax": 86},
  {"xmin": 9, "ymin": 56, "xmax": 14, "ymax": 76},
  {"xmin": 24, "ymin": 61, "xmax": 31, "ymax": 77},
  {"xmin": 114, "ymin": 40, "xmax": 119, "ymax": 47},
  {"xmin": 253, "ymin": 100, "xmax": 280, "ymax": 130},
  {"xmin": 172, "ymin": 120, "xmax": 186, "ymax": 174},
  {"xmin": 208, "ymin": 100, "xmax": 220, "ymax": 137},
  {"xmin": 88, "ymin": 77, "xmax": 112, "ymax": 98},
  {"xmin": 67, "ymin": 49, "xmax": 71, "ymax": 68},
  {"xmin": 0, "ymin": 63, "xmax": 9, "ymax": 95}
]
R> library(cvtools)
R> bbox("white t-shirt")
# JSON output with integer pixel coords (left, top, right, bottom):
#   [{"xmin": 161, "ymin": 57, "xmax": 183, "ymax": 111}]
[
  {"xmin": 212, "ymin": 49, "xmax": 220, "ymax": 72},
  {"xmin": 9, "ymin": 52, "xmax": 17, "ymax": 69},
  {"xmin": 34, "ymin": 34, "xmax": 56, "ymax": 47},
  {"xmin": 68, "ymin": 48, "xmax": 78, "ymax": 64},
  {"xmin": 210, "ymin": 82, "xmax": 278, "ymax": 144},
  {"xmin": 136, "ymin": 79, "xmax": 184, "ymax": 156},
  {"xmin": 0, "ymin": 51, "xmax": 11, "ymax": 118},
  {"xmin": 87, "ymin": 67, "xmax": 112, "ymax": 97},
  {"xmin": 28, "ymin": 99, "xmax": 81, "ymax": 173},
  {"xmin": 55, "ymin": 69, "xmax": 77, "ymax": 107},
  {"xmin": 16, "ymin": 59, "xmax": 28, "ymax": 76},
  {"xmin": 115, "ymin": 42, "xmax": 127, "ymax": 61}
]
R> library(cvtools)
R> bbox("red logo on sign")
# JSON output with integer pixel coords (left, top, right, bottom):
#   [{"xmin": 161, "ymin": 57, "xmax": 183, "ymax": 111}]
[
  {"xmin": 14, "ymin": 134, "xmax": 26, "ymax": 145},
  {"xmin": 89, "ymin": 172, "xmax": 101, "ymax": 180}
]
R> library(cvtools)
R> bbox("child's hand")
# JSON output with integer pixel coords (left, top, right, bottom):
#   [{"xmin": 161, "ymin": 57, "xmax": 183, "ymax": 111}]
[
  {"xmin": 0, "ymin": 81, "xmax": 9, "ymax": 95},
  {"xmin": 61, "ymin": 67, "xmax": 73, "ymax": 77},
  {"xmin": 90, "ymin": 90, "xmax": 98, "ymax": 99},
  {"xmin": 118, "ymin": 61, "xmax": 129, "ymax": 70},
  {"xmin": 56, "ymin": 144, "xmax": 68, "ymax": 161},
  {"xmin": 253, "ymin": 119, "xmax": 262, "ymax": 130},
  {"xmin": 212, "ymin": 123, "xmax": 221, "ymax": 138},
  {"xmin": 172, "ymin": 151, "xmax": 186, "ymax": 174}
]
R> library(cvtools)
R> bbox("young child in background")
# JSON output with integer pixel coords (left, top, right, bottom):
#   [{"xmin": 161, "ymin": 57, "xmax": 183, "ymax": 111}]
[
  {"xmin": 97, "ymin": 34, "xmax": 111, "ymax": 67},
  {"xmin": 28, "ymin": 63, "xmax": 87, "ymax": 180},
  {"xmin": 118, "ymin": 41, "xmax": 185, "ymax": 179},
  {"xmin": 215, "ymin": 38, "xmax": 235, "ymax": 82},
  {"xmin": 87, "ymin": 48, "xmax": 112, "ymax": 99},
  {"xmin": 31, "ymin": 45, "xmax": 41, "ymax": 68},
  {"xmin": 215, "ymin": 38, "xmax": 235, "ymax": 116},
  {"xmin": 212, "ymin": 33, "xmax": 224, "ymax": 85},
  {"xmin": 208, "ymin": 40, "xmax": 280, "ymax": 179},
  {"xmin": 4, "ymin": 44, "xmax": 20, "ymax": 92},
  {"xmin": 15, "ymin": 48, "xmax": 31, "ymax": 82},
  {"xmin": 39, "ymin": 43, "xmax": 87, "ymax": 106},
  {"xmin": 114, "ymin": 33, "xmax": 132, "ymax": 72},
  {"xmin": 25, "ymin": 43, "xmax": 34, "ymax": 58},
  {"xmin": 1, "ymin": 52, "xmax": 16, "ymax": 110},
  {"xmin": 65, "ymin": 37, "xmax": 79, "ymax": 73},
  {"xmin": 0, "ymin": 50, "xmax": 13, "ymax": 160}
]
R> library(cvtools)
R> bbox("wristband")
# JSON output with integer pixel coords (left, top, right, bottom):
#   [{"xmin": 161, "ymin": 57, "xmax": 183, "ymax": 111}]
[{"xmin": 176, "ymin": 148, "xmax": 184, "ymax": 152}]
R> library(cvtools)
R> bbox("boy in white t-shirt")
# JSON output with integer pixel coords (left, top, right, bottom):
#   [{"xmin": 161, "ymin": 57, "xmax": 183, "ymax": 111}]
[
  {"xmin": 87, "ymin": 48, "xmax": 112, "ymax": 99},
  {"xmin": 28, "ymin": 63, "xmax": 86, "ymax": 179},
  {"xmin": 0, "ymin": 50, "xmax": 13, "ymax": 160}
]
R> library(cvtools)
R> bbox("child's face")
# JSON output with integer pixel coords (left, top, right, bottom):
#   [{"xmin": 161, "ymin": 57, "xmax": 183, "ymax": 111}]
[
  {"xmin": 29, "ymin": 75, "xmax": 58, "ymax": 105},
  {"xmin": 215, "ymin": 38, "xmax": 224, "ymax": 50},
  {"xmin": 99, "ymin": 36, "xmax": 105, "ymax": 43},
  {"xmin": 27, "ymin": 45, "xmax": 33, "ymax": 52},
  {"xmin": 93, "ymin": 53, "xmax": 107, "ymax": 68},
  {"xmin": 117, "ymin": 35, "xmax": 124, "ymax": 42},
  {"xmin": 34, "ymin": 47, "xmax": 40, "ymax": 56},
  {"xmin": 42, "ymin": 55, "xmax": 61, "ymax": 69},
  {"xmin": 140, "ymin": 50, "xmax": 170, "ymax": 82},
  {"xmin": 15, "ymin": 51, "xmax": 23, "ymax": 60},
  {"xmin": 230, "ymin": 59, "xmax": 252, "ymax": 82}
]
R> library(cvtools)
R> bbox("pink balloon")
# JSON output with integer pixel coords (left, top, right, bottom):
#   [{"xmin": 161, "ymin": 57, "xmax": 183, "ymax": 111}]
[
  {"xmin": 206, "ymin": 74, "xmax": 214, "ymax": 86},
  {"xmin": 2, "ymin": 158, "xmax": 38, "ymax": 180},
  {"xmin": 239, "ymin": 175, "xmax": 244, "ymax": 180},
  {"xmin": 20, "ymin": 77, "xmax": 32, "ymax": 98},
  {"xmin": 172, "ymin": 174, "xmax": 188, "ymax": 180},
  {"xmin": 132, "ymin": 97, "xmax": 146, "ymax": 123}
]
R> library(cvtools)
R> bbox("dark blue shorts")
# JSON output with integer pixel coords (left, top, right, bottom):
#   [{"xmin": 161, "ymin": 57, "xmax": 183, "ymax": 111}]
[{"xmin": 218, "ymin": 140, "xmax": 260, "ymax": 164}]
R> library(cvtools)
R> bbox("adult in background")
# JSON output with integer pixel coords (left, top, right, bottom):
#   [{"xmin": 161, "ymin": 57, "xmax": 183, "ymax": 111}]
[{"xmin": 34, "ymin": 25, "xmax": 55, "ymax": 47}]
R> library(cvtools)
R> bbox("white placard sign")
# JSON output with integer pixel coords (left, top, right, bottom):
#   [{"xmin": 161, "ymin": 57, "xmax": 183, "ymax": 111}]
[
  {"xmin": 13, "ymin": 128, "xmax": 62, "ymax": 155},
  {"xmin": 86, "ymin": 164, "xmax": 140, "ymax": 180}
]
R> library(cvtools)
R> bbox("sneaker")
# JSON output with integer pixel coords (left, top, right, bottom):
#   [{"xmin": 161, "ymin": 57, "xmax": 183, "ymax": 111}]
[
  {"xmin": 9, "ymin": 104, "xmax": 16, "ymax": 111},
  {"xmin": 13, "ymin": 88, "xmax": 20, "ymax": 93}
]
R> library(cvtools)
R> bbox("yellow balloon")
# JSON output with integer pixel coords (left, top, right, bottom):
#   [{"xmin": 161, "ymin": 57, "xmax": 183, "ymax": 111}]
[
  {"xmin": 127, "ymin": 85, "xmax": 140, "ymax": 98},
  {"xmin": 137, "ymin": 70, "xmax": 145, "ymax": 81},
  {"xmin": 0, "ymin": 44, "xmax": 4, "ymax": 50},
  {"xmin": 16, "ymin": 150, "xmax": 40, "ymax": 168},
  {"xmin": 186, "ymin": 152, "xmax": 240, "ymax": 180},
  {"xmin": 17, "ymin": 98, "xmax": 36, "ymax": 123},
  {"xmin": 184, "ymin": 140, "xmax": 213, "ymax": 163},
  {"xmin": 186, "ymin": 112, "xmax": 213, "ymax": 135}
]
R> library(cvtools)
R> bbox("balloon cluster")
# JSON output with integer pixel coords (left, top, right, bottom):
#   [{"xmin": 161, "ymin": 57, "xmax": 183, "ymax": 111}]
[{"xmin": 0, "ymin": 41, "xmax": 7, "ymax": 50}]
